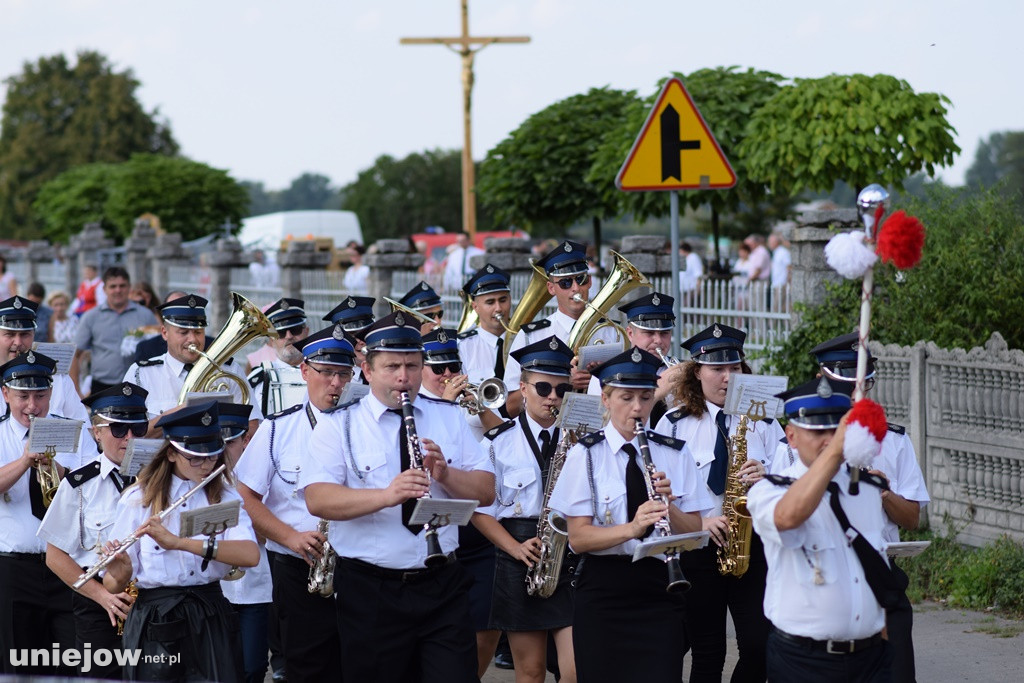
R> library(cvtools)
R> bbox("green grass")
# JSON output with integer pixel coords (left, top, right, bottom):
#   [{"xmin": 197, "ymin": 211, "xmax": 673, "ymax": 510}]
[{"xmin": 899, "ymin": 518, "xmax": 1024, "ymax": 618}]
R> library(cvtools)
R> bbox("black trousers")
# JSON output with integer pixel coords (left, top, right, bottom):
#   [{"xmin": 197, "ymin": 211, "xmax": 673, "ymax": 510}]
[
  {"xmin": 765, "ymin": 628, "xmax": 891, "ymax": 683},
  {"xmin": 335, "ymin": 557, "xmax": 477, "ymax": 683},
  {"xmin": 886, "ymin": 562, "xmax": 916, "ymax": 682},
  {"xmin": 681, "ymin": 536, "xmax": 771, "ymax": 683},
  {"xmin": 268, "ymin": 551, "xmax": 342, "ymax": 683},
  {"xmin": 72, "ymin": 583, "xmax": 124, "ymax": 678},
  {"xmin": 0, "ymin": 553, "xmax": 76, "ymax": 675}
]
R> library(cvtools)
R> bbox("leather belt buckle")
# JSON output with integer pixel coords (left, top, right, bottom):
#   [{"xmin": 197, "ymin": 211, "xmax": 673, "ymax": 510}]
[{"xmin": 826, "ymin": 639, "xmax": 856, "ymax": 654}]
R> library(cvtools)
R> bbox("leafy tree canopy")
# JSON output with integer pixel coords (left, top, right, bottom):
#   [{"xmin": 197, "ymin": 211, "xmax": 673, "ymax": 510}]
[
  {"xmin": 965, "ymin": 131, "xmax": 1024, "ymax": 211},
  {"xmin": 741, "ymin": 74, "xmax": 959, "ymax": 196},
  {"xmin": 34, "ymin": 154, "xmax": 248, "ymax": 242},
  {"xmin": 0, "ymin": 50, "xmax": 178, "ymax": 238}
]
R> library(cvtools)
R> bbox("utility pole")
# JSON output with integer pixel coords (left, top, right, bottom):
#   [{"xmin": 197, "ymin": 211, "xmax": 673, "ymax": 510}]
[{"xmin": 401, "ymin": 0, "xmax": 529, "ymax": 238}]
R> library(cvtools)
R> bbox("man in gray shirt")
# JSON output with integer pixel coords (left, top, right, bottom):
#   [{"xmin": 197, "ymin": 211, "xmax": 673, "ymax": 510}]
[{"xmin": 70, "ymin": 266, "xmax": 157, "ymax": 395}]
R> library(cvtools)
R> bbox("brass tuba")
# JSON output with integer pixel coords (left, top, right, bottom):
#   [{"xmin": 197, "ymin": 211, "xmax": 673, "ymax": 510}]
[
  {"xmin": 456, "ymin": 289, "xmax": 479, "ymax": 334},
  {"xmin": 500, "ymin": 261, "xmax": 553, "ymax": 365},
  {"xmin": 566, "ymin": 251, "xmax": 650, "ymax": 353},
  {"xmin": 178, "ymin": 292, "xmax": 278, "ymax": 405}
]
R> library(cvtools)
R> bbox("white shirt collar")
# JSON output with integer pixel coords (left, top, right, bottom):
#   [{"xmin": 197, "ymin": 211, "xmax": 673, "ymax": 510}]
[
  {"xmin": 604, "ymin": 423, "xmax": 640, "ymax": 458},
  {"xmin": 99, "ymin": 454, "xmax": 122, "ymax": 477},
  {"xmin": 164, "ymin": 353, "xmax": 189, "ymax": 377},
  {"xmin": 550, "ymin": 309, "xmax": 578, "ymax": 330},
  {"xmin": 522, "ymin": 411, "xmax": 553, "ymax": 443},
  {"xmin": 475, "ymin": 325, "xmax": 501, "ymax": 346},
  {"xmin": 364, "ymin": 391, "xmax": 422, "ymax": 422},
  {"xmin": 419, "ymin": 387, "xmax": 442, "ymax": 401}
]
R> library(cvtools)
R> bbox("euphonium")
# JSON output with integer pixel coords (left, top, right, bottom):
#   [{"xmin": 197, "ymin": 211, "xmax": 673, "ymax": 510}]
[
  {"xmin": 634, "ymin": 419, "xmax": 690, "ymax": 593},
  {"xmin": 566, "ymin": 251, "xmax": 650, "ymax": 353},
  {"xmin": 399, "ymin": 391, "xmax": 447, "ymax": 568},
  {"xmin": 716, "ymin": 408, "xmax": 763, "ymax": 578},
  {"xmin": 178, "ymin": 292, "xmax": 278, "ymax": 405},
  {"xmin": 456, "ymin": 289, "xmax": 479, "ymax": 334},
  {"xmin": 307, "ymin": 518, "xmax": 337, "ymax": 598},
  {"xmin": 500, "ymin": 261, "xmax": 553, "ymax": 365},
  {"xmin": 525, "ymin": 427, "xmax": 576, "ymax": 598}
]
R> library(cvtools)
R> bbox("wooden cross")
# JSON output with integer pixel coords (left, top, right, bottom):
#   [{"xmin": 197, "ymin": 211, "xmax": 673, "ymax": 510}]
[{"xmin": 401, "ymin": 0, "xmax": 530, "ymax": 238}]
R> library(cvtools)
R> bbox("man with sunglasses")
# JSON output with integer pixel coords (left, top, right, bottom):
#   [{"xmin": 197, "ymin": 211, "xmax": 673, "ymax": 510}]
[
  {"xmin": 124, "ymin": 294, "xmax": 263, "ymax": 437},
  {"xmin": 505, "ymin": 240, "xmax": 619, "ymax": 396},
  {"xmin": 38, "ymin": 381, "xmax": 149, "ymax": 678},
  {"xmin": 458, "ymin": 264, "xmax": 523, "ymax": 417},
  {"xmin": 397, "ymin": 281, "xmax": 446, "ymax": 333},
  {"xmin": 324, "ymin": 295, "xmax": 376, "ymax": 384},
  {"xmin": 419, "ymin": 327, "xmax": 503, "ymax": 438},
  {"xmin": 247, "ymin": 298, "xmax": 310, "ymax": 416},
  {"xmin": 0, "ymin": 351, "xmax": 93, "ymax": 675},
  {"xmin": 234, "ymin": 325, "xmax": 356, "ymax": 683},
  {"xmin": 798, "ymin": 333, "xmax": 929, "ymax": 683}
]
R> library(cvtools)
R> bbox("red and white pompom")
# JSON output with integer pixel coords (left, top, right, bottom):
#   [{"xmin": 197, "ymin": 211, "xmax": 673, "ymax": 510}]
[
  {"xmin": 825, "ymin": 231, "xmax": 878, "ymax": 279},
  {"xmin": 843, "ymin": 398, "xmax": 888, "ymax": 468},
  {"xmin": 876, "ymin": 210, "xmax": 925, "ymax": 269}
]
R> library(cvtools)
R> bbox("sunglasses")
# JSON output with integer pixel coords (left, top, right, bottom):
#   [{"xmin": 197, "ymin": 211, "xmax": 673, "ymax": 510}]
[
  {"xmin": 429, "ymin": 362, "xmax": 462, "ymax": 375},
  {"xmin": 95, "ymin": 422, "xmax": 148, "ymax": 439},
  {"xmin": 554, "ymin": 273, "xmax": 590, "ymax": 290},
  {"xmin": 426, "ymin": 310, "xmax": 445, "ymax": 320},
  {"xmin": 525, "ymin": 381, "xmax": 572, "ymax": 398}
]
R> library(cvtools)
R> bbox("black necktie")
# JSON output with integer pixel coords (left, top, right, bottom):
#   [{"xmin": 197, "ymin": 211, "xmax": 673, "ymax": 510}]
[
  {"xmin": 623, "ymin": 444, "xmax": 653, "ymax": 538},
  {"xmin": 709, "ymin": 410, "xmax": 730, "ymax": 495},
  {"xmin": 539, "ymin": 430, "xmax": 552, "ymax": 462},
  {"xmin": 493, "ymin": 343, "xmax": 505, "ymax": 380},
  {"xmin": 182, "ymin": 363, "xmax": 194, "ymax": 375},
  {"xmin": 25, "ymin": 433, "xmax": 47, "ymax": 520},
  {"xmin": 109, "ymin": 470, "xmax": 132, "ymax": 494},
  {"xmin": 390, "ymin": 409, "xmax": 422, "ymax": 535}
]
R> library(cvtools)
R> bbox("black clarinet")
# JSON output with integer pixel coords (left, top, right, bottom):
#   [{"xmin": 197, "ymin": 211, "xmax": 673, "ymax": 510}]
[
  {"xmin": 400, "ymin": 391, "xmax": 447, "ymax": 568},
  {"xmin": 634, "ymin": 419, "xmax": 690, "ymax": 593}
]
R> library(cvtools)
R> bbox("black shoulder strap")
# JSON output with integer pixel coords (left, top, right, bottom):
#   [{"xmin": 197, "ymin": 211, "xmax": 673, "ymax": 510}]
[
  {"xmin": 645, "ymin": 431, "xmax": 685, "ymax": 451},
  {"xmin": 765, "ymin": 474, "xmax": 796, "ymax": 487}
]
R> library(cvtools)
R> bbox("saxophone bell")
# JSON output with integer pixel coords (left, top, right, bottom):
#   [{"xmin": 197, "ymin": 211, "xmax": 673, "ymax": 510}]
[{"xmin": 307, "ymin": 519, "xmax": 337, "ymax": 597}]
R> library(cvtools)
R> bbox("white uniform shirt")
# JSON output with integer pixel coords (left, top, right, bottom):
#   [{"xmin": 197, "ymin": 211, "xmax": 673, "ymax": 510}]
[
  {"xmin": 420, "ymin": 386, "xmax": 484, "ymax": 442},
  {"xmin": 109, "ymin": 478, "xmax": 257, "ymax": 589},
  {"xmin": 0, "ymin": 373, "xmax": 88, "ymax": 425},
  {"xmin": 548, "ymin": 425, "xmax": 714, "ymax": 557},
  {"xmin": 0, "ymin": 414, "xmax": 96, "ymax": 551},
  {"xmin": 302, "ymin": 392, "xmax": 493, "ymax": 570},
  {"xmin": 458, "ymin": 326, "xmax": 503, "ymax": 386},
  {"xmin": 484, "ymin": 413, "xmax": 558, "ymax": 521},
  {"xmin": 748, "ymin": 460, "xmax": 887, "ymax": 640},
  {"xmin": 124, "ymin": 351, "xmax": 264, "ymax": 420},
  {"xmin": 234, "ymin": 401, "xmax": 324, "ymax": 558},
  {"xmin": 37, "ymin": 454, "xmax": 129, "ymax": 567},
  {"xmin": 221, "ymin": 545, "xmax": 273, "ymax": 604},
  {"xmin": 504, "ymin": 309, "xmax": 620, "ymax": 390},
  {"xmin": 657, "ymin": 403, "xmax": 785, "ymax": 518}
]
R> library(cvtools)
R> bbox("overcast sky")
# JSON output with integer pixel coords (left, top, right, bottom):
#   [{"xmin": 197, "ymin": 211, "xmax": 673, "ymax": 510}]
[{"xmin": 1, "ymin": 0, "xmax": 1018, "ymax": 192}]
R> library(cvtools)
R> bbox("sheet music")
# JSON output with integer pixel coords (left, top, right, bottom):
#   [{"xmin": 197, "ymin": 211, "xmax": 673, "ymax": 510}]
[
  {"xmin": 408, "ymin": 498, "xmax": 478, "ymax": 527},
  {"xmin": 27, "ymin": 417, "xmax": 83, "ymax": 453},
  {"xmin": 633, "ymin": 531, "xmax": 710, "ymax": 561},
  {"xmin": 557, "ymin": 393, "xmax": 604, "ymax": 432},
  {"xmin": 577, "ymin": 343, "xmax": 621, "ymax": 371},
  {"xmin": 120, "ymin": 438, "xmax": 165, "ymax": 477},
  {"xmin": 723, "ymin": 374, "xmax": 789, "ymax": 419},
  {"xmin": 32, "ymin": 343, "xmax": 75, "ymax": 374},
  {"xmin": 184, "ymin": 391, "xmax": 233, "ymax": 406},
  {"xmin": 339, "ymin": 382, "xmax": 370, "ymax": 405},
  {"xmin": 179, "ymin": 500, "xmax": 241, "ymax": 537}
]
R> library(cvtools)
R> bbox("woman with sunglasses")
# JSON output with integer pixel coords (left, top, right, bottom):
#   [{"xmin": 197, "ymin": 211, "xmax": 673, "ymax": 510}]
[
  {"xmin": 548, "ymin": 347, "xmax": 712, "ymax": 683},
  {"xmin": 474, "ymin": 336, "xmax": 578, "ymax": 683},
  {"xmin": 655, "ymin": 323, "xmax": 786, "ymax": 683},
  {"xmin": 38, "ymin": 382, "xmax": 149, "ymax": 678},
  {"xmin": 102, "ymin": 401, "xmax": 259, "ymax": 682}
]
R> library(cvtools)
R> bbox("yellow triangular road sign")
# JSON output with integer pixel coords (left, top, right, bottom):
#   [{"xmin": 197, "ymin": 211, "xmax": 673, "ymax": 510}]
[{"xmin": 616, "ymin": 77, "xmax": 736, "ymax": 192}]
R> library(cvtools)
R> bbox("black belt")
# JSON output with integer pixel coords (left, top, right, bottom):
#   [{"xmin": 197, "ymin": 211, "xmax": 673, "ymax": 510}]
[
  {"xmin": 340, "ymin": 554, "xmax": 456, "ymax": 584},
  {"xmin": 772, "ymin": 627, "xmax": 884, "ymax": 654},
  {"xmin": 500, "ymin": 517, "xmax": 540, "ymax": 535},
  {"xmin": 0, "ymin": 551, "xmax": 47, "ymax": 562}
]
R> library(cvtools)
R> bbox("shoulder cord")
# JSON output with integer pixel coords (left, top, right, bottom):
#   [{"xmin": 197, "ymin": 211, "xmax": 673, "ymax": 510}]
[
  {"xmin": 586, "ymin": 445, "xmax": 599, "ymax": 522},
  {"xmin": 345, "ymin": 407, "xmax": 363, "ymax": 482},
  {"xmin": 490, "ymin": 441, "xmax": 516, "ymax": 509}
]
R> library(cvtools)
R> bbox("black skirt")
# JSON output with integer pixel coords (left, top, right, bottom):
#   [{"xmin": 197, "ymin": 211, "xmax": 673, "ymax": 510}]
[
  {"xmin": 573, "ymin": 554, "xmax": 685, "ymax": 683},
  {"xmin": 488, "ymin": 517, "xmax": 574, "ymax": 632},
  {"xmin": 122, "ymin": 582, "xmax": 243, "ymax": 682}
]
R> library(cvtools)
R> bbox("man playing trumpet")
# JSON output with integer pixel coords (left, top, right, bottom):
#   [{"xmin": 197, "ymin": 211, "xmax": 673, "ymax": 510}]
[{"xmin": 458, "ymin": 264, "xmax": 521, "ymax": 416}]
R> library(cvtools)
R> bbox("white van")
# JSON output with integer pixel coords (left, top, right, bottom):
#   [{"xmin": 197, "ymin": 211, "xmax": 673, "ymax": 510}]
[{"xmin": 238, "ymin": 210, "xmax": 364, "ymax": 253}]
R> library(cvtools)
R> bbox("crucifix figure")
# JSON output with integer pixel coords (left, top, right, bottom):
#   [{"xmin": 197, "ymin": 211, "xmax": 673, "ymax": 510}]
[{"xmin": 401, "ymin": 0, "xmax": 530, "ymax": 238}]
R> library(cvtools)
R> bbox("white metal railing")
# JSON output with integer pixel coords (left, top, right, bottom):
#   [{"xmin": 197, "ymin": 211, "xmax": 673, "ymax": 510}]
[
  {"xmin": 301, "ymin": 269, "xmax": 351, "ymax": 333},
  {"xmin": 167, "ymin": 266, "xmax": 212, "ymax": 299},
  {"xmin": 36, "ymin": 262, "xmax": 66, "ymax": 298},
  {"xmin": 227, "ymin": 268, "xmax": 280, "ymax": 311}
]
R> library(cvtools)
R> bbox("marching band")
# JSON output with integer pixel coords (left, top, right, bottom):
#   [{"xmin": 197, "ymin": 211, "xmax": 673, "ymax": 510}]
[{"xmin": 0, "ymin": 237, "xmax": 926, "ymax": 683}]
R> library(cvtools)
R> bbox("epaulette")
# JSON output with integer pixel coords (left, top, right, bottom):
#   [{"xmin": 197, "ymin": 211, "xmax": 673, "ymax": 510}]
[
  {"xmin": 646, "ymin": 431, "xmax": 685, "ymax": 451},
  {"xmin": 664, "ymin": 406, "xmax": 691, "ymax": 423},
  {"xmin": 0, "ymin": 413, "xmax": 9, "ymax": 423},
  {"xmin": 853, "ymin": 468, "xmax": 891, "ymax": 492},
  {"xmin": 887, "ymin": 422, "xmax": 906, "ymax": 435},
  {"xmin": 323, "ymin": 397, "xmax": 362, "ymax": 414},
  {"xmin": 762, "ymin": 418, "xmax": 775, "ymax": 425},
  {"xmin": 267, "ymin": 404, "xmax": 303, "ymax": 420},
  {"xmin": 136, "ymin": 358, "xmax": 163, "ymax": 367},
  {"xmin": 765, "ymin": 474, "xmax": 795, "ymax": 487},
  {"xmin": 458, "ymin": 329, "xmax": 478, "ymax": 340},
  {"xmin": 578, "ymin": 430, "xmax": 606, "ymax": 448},
  {"xmin": 484, "ymin": 420, "xmax": 516, "ymax": 441},
  {"xmin": 67, "ymin": 461, "xmax": 102, "ymax": 488},
  {"xmin": 521, "ymin": 319, "xmax": 552, "ymax": 334},
  {"xmin": 247, "ymin": 367, "xmax": 266, "ymax": 388}
]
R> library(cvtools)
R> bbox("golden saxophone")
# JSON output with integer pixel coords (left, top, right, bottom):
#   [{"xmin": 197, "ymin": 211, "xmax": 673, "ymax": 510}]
[
  {"xmin": 717, "ymin": 408, "xmax": 762, "ymax": 578},
  {"xmin": 524, "ymin": 427, "xmax": 576, "ymax": 598},
  {"xmin": 307, "ymin": 518, "xmax": 337, "ymax": 598}
]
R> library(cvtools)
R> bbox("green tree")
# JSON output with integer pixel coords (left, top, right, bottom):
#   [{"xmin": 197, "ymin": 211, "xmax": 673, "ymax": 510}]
[
  {"xmin": 34, "ymin": 154, "xmax": 248, "ymax": 242},
  {"xmin": 280, "ymin": 173, "xmax": 337, "ymax": 211},
  {"xmin": 965, "ymin": 131, "xmax": 1024, "ymax": 209},
  {"xmin": 477, "ymin": 87, "xmax": 638, "ymax": 246},
  {"xmin": 241, "ymin": 180, "xmax": 280, "ymax": 217},
  {"xmin": 0, "ymin": 50, "xmax": 178, "ymax": 238},
  {"xmin": 342, "ymin": 149, "xmax": 483, "ymax": 242},
  {"xmin": 741, "ymin": 74, "xmax": 959, "ymax": 196}
]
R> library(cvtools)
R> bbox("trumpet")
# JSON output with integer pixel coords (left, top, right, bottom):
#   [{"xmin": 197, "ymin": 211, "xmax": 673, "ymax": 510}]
[
  {"xmin": 656, "ymin": 348, "xmax": 681, "ymax": 367},
  {"xmin": 27, "ymin": 416, "xmax": 61, "ymax": 508},
  {"xmin": 445, "ymin": 377, "xmax": 507, "ymax": 415},
  {"xmin": 399, "ymin": 391, "xmax": 447, "ymax": 568}
]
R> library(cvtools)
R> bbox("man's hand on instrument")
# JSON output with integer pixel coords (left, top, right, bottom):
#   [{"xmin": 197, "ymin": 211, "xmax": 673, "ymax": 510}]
[
  {"xmin": 419, "ymin": 437, "xmax": 448, "ymax": 483},
  {"xmin": 651, "ymin": 471, "xmax": 674, "ymax": 501},
  {"xmin": 631, "ymin": 500, "xmax": 669, "ymax": 538},
  {"xmin": 288, "ymin": 529, "xmax": 327, "ymax": 566},
  {"xmin": 385, "ymin": 468, "xmax": 430, "ymax": 506},
  {"xmin": 703, "ymin": 515, "xmax": 730, "ymax": 547},
  {"xmin": 104, "ymin": 590, "xmax": 135, "ymax": 627},
  {"xmin": 510, "ymin": 537, "xmax": 542, "ymax": 568},
  {"xmin": 441, "ymin": 374, "xmax": 469, "ymax": 402},
  {"xmin": 738, "ymin": 459, "xmax": 766, "ymax": 485}
]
